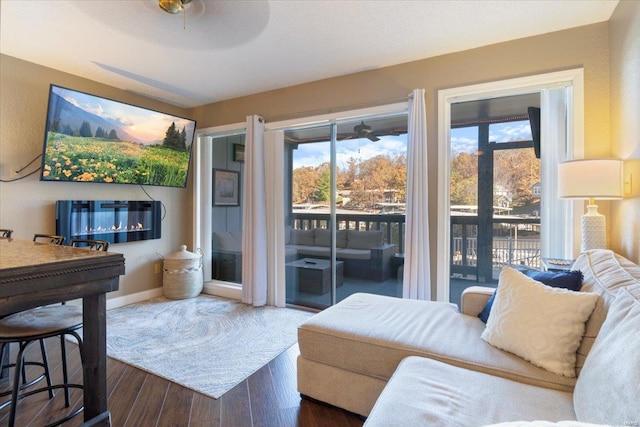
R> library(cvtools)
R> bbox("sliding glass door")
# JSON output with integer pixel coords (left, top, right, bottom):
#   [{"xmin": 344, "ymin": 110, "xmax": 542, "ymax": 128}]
[{"xmin": 284, "ymin": 115, "xmax": 407, "ymax": 309}]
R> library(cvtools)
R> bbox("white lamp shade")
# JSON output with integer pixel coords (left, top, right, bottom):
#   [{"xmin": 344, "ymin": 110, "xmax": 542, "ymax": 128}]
[
  {"xmin": 557, "ymin": 158, "xmax": 623, "ymax": 252},
  {"xmin": 558, "ymin": 159, "xmax": 623, "ymax": 200}
]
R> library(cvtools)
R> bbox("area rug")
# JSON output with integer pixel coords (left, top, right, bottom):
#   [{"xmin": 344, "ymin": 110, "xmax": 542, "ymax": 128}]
[{"xmin": 103, "ymin": 295, "xmax": 313, "ymax": 399}]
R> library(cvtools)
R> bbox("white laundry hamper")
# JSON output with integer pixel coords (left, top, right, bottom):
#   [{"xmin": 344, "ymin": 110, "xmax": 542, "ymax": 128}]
[{"xmin": 162, "ymin": 245, "xmax": 203, "ymax": 299}]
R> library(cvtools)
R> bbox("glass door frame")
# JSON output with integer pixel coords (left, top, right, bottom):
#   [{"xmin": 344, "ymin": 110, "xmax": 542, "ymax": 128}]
[
  {"xmin": 193, "ymin": 122, "xmax": 246, "ymax": 300},
  {"xmin": 436, "ymin": 69, "xmax": 585, "ymax": 303},
  {"xmin": 274, "ymin": 102, "xmax": 409, "ymax": 305}
]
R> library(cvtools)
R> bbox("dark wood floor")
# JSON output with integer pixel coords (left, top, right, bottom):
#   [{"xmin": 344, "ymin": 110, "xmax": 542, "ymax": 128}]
[{"xmin": 0, "ymin": 337, "xmax": 364, "ymax": 426}]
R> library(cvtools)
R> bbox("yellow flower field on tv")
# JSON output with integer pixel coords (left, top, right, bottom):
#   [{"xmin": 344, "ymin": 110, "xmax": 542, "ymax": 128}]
[{"xmin": 42, "ymin": 133, "xmax": 189, "ymax": 187}]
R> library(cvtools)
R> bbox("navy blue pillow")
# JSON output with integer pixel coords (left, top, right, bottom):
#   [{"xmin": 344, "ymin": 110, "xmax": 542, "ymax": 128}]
[
  {"xmin": 477, "ymin": 290, "xmax": 496, "ymax": 323},
  {"xmin": 523, "ymin": 269, "xmax": 583, "ymax": 291},
  {"xmin": 477, "ymin": 269, "xmax": 583, "ymax": 323}
]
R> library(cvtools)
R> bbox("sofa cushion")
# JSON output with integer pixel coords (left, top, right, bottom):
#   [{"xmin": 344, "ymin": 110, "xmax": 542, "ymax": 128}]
[
  {"xmin": 336, "ymin": 248, "xmax": 371, "ymax": 260},
  {"xmin": 572, "ymin": 250, "xmax": 640, "ymax": 373},
  {"xmin": 314, "ymin": 228, "xmax": 347, "ymax": 248},
  {"xmin": 214, "ymin": 231, "xmax": 242, "ymax": 252},
  {"xmin": 299, "ymin": 293, "xmax": 576, "ymax": 392},
  {"xmin": 483, "ymin": 422, "xmax": 609, "ymax": 427},
  {"xmin": 364, "ymin": 356, "xmax": 576, "ymax": 427},
  {"xmin": 289, "ymin": 229, "xmax": 315, "ymax": 246},
  {"xmin": 292, "ymin": 245, "xmax": 331, "ymax": 258},
  {"xmin": 481, "ymin": 267, "xmax": 598, "ymax": 378},
  {"xmin": 573, "ymin": 288, "xmax": 640, "ymax": 425},
  {"xmin": 284, "ymin": 226, "xmax": 291, "ymax": 245},
  {"xmin": 478, "ymin": 269, "xmax": 583, "ymax": 323},
  {"xmin": 346, "ymin": 230, "xmax": 383, "ymax": 250}
]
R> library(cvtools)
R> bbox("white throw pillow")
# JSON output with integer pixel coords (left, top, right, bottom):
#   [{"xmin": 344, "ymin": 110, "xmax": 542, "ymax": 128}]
[{"xmin": 481, "ymin": 267, "xmax": 599, "ymax": 377}]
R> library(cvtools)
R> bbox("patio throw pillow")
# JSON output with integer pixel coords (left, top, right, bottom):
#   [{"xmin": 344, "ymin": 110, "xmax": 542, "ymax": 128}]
[
  {"xmin": 314, "ymin": 228, "xmax": 348, "ymax": 248},
  {"xmin": 478, "ymin": 269, "xmax": 583, "ymax": 323},
  {"xmin": 289, "ymin": 229, "xmax": 315, "ymax": 246},
  {"xmin": 346, "ymin": 230, "xmax": 383, "ymax": 250},
  {"xmin": 481, "ymin": 267, "xmax": 598, "ymax": 377}
]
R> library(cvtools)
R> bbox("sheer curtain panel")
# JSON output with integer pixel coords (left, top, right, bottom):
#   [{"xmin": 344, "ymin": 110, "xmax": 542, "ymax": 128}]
[
  {"xmin": 264, "ymin": 130, "xmax": 286, "ymax": 307},
  {"xmin": 403, "ymin": 89, "xmax": 431, "ymax": 300},
  {"xmin": 242, "ymin": 115, "xmax": 268, "ymax": 306}
]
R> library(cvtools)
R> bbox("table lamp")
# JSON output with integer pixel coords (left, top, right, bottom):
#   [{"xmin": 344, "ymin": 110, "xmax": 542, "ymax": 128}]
[{"xmin": 557, "ymin": 159, "xmax": 623, "ymax": 252}]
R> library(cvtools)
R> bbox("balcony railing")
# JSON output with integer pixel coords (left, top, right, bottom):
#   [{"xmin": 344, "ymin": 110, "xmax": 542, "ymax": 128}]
[
  {"xmin": 290, "ymin": 213, "xmax": 405, "ymax": 252},
  {"xmin": 451, "ymin": 215, "xmax": 541, "ymax": 281},
  {"xmin": 290, "ymin": 212, "xmax": 541, "ymax": 282}
]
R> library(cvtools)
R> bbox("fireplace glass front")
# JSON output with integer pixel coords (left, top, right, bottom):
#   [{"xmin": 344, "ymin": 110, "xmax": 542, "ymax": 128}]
[{"xmin": 56, "ymin": 200, "xmax": 161, "ymax": 244}]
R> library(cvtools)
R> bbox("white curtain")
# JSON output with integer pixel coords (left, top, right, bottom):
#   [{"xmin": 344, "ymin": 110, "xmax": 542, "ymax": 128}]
[
  {"xmin": 403, "ymin": 89, "xmax": 431, "ymax": 300},
  {"xmin": 242, "ymin": 115, "xmax": 268, "ymax": 306},
  {"xmin": 540, "ymin": 87, "xmax": 574, "ymax": 259},
  {"xmin": 263, "ymin": 130, "xmax": 286, "ymax": 307}
]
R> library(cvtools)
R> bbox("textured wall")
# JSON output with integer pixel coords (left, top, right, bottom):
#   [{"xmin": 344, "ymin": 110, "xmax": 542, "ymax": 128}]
[
  {"xmin": 609, "ymin": 0, "xmax": 640, "ymax": 263},
  {"xmin": 0, "ymin": 55, "xmax": 194, "ymax": 299}
]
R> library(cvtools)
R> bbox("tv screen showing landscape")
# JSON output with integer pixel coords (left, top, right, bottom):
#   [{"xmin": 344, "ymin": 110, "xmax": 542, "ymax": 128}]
[{"xmin": 40, "ymin": 85, "xmax": 197, "ymax": 188}]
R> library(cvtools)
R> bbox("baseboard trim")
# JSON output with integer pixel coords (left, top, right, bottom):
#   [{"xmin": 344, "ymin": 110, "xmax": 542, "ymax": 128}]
[
  {"xmin": 72, "ymin": 283, "xmax": 240, "ymax": 311},
  {"xmin": 106, "ymin": 287, "xmax": 164, "ymax": 310},
  {"xmin": 203, "ymin": 281, "xmax": 242, "ymax": 301}
]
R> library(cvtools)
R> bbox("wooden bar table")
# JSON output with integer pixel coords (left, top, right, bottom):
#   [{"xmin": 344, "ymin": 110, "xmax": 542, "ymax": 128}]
[{"xmin": 0, "ymin": 238, "xmax": 125, "ymax": 426}]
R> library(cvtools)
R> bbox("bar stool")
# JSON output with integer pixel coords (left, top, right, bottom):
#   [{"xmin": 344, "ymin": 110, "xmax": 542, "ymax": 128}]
[
  {"xmin": 0, "ymin": 317, "xmax": 84, "ymax": 426},
  {"xmin": 33, "ymin": 234, "xmax": 65, "ymax": 245},
  {"xmin": 70, "ymin": 239, "xmax": 109, "ymax": 251},
  {"xmin": 0, "ymin": 238, "xmax": 108, "ymax": 426}
]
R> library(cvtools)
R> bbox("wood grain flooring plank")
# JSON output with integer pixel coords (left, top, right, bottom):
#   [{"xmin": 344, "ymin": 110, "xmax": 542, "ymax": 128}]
[
  {"xmin": 106, "ymin": 356, "xmax": 129, "ymax": 398},
  {"xmin": 123, "ymin": 373, "xmax": 169, "ymax": 427},
  {"xmin": 156, "ymin": 382, "xmax": 194, "ymax": 426},
  {"xmin": 268, "ymin": 345, "xmax": 302, "ymax": 411},
  {"xmin": 188, "ymin": 392, "xmax": 220, "ymax": 427},
  {"xmin": 220, "ymin": 380, "xmax": 253, "ymax": 427},
  {"xmin": 107, "ymin": 365, "xmax": 148, "ymax": 427},
  {"xmin": 248, "ymin": 363, "xmax": 284, "ymax": 427}
]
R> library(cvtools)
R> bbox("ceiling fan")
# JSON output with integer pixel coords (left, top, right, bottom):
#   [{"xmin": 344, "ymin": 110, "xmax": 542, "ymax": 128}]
[
  {"xmin": 350, "ymin": 121, "xmax": 380, "ymax": 142},
  {"xmin": 159, "ymin": 0, "xmax": 192, "ymax": 14}
]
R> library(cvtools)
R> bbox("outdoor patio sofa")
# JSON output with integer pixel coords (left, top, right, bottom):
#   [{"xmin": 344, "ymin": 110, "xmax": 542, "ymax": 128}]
[
  {"xmin": 212, "ymin": 228, "xmax": 397, "ymax": 283},
  {"xmin": 286, "ymin": 227, "xmax": 396, "ymax": 281},
  {"xmin": 297, "ymin": 249, "xmax": 640, "ymax": 426}
]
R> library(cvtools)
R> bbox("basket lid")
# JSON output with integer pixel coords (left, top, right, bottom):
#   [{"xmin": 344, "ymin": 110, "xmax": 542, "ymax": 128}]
[{"xmin": 165, "ymin": 245, "xmax": 201, "ymax": 260}]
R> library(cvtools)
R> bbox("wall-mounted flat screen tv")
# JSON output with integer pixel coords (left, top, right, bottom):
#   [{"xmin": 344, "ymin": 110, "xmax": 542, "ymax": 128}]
[{"xmin": 40, "ymin": 84, "xmax": 197, "ymax": 188}]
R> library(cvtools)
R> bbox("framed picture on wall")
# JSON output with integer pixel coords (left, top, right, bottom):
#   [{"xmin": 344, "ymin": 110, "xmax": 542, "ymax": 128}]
[
  {"xmin": 233, "ymin": 144, "xmax": 245, "ymax": 162},
  {"xmin": 213, "ymin": 169, "xmax": 240, "ymax": 206}
]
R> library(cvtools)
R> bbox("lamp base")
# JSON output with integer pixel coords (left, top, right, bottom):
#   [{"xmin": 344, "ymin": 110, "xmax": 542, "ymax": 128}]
[{"xmin": 581, "ymin": 204, "xmax": 606, "ymax": 252}]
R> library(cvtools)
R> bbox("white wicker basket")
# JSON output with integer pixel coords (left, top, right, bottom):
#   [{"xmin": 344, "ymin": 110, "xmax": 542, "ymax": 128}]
[{"xmin": 162, "ymin": 245, "xmax": 203, "ymax": 300}]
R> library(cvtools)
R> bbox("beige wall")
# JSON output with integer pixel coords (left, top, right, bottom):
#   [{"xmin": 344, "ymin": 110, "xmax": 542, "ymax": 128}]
[
  {"xmin": 191, "ymin": 22, "xmax": 623, "ymax": 296},
  {"xmin": 0, "ymin": 55, "xmax": 194, "ymax": 299},
  {"xmin": 609, "ymin": 0, "xmax": 640, "ymax": 264}
]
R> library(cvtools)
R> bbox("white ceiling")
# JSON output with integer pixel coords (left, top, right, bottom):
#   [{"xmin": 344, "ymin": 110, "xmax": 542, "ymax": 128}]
[{"xmin": 0, "ymin": 0, "xmax": 618, "ymax": 109}]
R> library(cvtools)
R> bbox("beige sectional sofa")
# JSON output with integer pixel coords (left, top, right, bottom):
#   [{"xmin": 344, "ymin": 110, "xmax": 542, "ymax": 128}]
[{"xmin": 297, "ymin": 249, "xmax": 640, "ymax": 426}]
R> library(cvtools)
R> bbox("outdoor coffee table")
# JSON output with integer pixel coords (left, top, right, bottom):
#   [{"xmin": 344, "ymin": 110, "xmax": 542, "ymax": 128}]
[{"xmin": 286, "ymin": 258, "xmax": 344, "ymax": 294}]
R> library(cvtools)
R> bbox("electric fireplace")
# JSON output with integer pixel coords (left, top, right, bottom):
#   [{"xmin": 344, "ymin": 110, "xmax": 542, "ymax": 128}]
[{"xmin": 56, "ymin": 200, "xmax": 161, "ymax": 244}]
